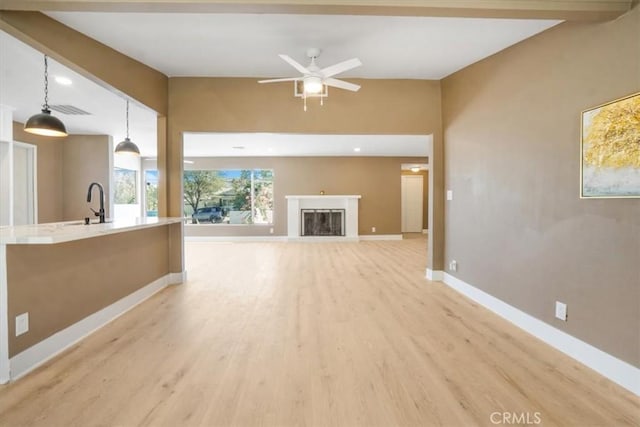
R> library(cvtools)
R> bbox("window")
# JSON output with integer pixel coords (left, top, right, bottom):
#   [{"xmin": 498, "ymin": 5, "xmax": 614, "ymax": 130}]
[
  {"xmin": 184, "ymin": 169, "xmax": 274, "ymax": 225},
  {"xmin": 114, "ymin": 167, "xmax": 137, "ymax": 204},
  {"xmin": 144, "ymin": 169, "xmax": 158, "ymax": 217}
]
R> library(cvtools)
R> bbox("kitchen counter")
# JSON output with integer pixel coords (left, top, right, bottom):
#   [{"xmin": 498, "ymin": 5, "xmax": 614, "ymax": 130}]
[
  {"xmin": 0, "ymin": 217, "xmax": 184, "ymax": 244},
  {"xmin": 0, "ymin": 217, "xmax": 184, "ymax": 384}
]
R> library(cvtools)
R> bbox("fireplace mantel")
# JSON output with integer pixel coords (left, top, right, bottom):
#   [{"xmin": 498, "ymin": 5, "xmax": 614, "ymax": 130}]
[{"xmin": 285, "ymin": 195, "xmax": 361, "ymax": 240}]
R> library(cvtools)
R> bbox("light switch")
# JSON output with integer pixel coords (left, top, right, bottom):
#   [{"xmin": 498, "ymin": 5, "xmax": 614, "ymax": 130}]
[{"xmin": 446, "ymin": 190, "xmax": 453, "ymax": 201}]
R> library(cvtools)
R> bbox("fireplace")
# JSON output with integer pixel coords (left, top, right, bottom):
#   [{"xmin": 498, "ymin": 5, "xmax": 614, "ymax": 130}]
[
  {"xmin": 301, "ymin": 209, "xmax": 345, "ymax": 236},
  {"xmin": 285, "ymin": 195, "xmax": 361, "ymax": 240}
]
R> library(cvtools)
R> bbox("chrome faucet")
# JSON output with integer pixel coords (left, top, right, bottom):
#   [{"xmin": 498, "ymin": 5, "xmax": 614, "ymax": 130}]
[{"xmin": 86, "ymin": 182, "xmax": 106, "ymax": 223}]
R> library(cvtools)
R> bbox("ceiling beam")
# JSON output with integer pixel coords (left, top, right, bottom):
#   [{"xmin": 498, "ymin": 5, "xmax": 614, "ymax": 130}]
[
  {"xmin": 0, "ymin": 11, "xmax": 168, "ymax": 115},
  {"xmin": 0, "ymin": 0, "xmax": 635, "ymax": 21}
]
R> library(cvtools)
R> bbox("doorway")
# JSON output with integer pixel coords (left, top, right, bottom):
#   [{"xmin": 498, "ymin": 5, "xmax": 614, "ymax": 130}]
[{"xmin": 401, "ymin": 175, "xmax": 423, "ymax": 233}]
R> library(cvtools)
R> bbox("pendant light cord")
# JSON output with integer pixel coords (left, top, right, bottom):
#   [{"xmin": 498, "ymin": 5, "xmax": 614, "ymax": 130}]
[
  {"xmin": 125, "ymin": 99, "xmax": 130, "ymax": 139},
  {"xmin": 43, "ymin": 55, "xmax": 50, "ymax": 111}
]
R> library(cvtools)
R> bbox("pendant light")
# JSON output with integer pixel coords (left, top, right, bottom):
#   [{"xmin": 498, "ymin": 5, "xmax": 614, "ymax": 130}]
[
  {"xmin": 114, "ymin": 99, "xmax": 140, "ymax": 156},
  {"xmin": 24, "ymin": 55, "xmax": 68, "ymax": 137}
]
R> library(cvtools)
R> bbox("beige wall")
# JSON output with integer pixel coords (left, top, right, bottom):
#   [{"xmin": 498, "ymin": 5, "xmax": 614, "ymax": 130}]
[
  {"xmin": 441, "ymin": 7, "xmax": 640, "ymax": 366},
  {"xmin": 12, "ymin": 122, "xmax": 63, "ymax": 223},
  {"xmin": 63, "ymin": 134, "xmax": 112, "ymax": 221},
  {"xmin": 183, "ymin": 156, "xmax": 426, "ymax": 236},
  {"xmin": 6, "ymin": 226, "xmax": 172, "ymax": 356}
]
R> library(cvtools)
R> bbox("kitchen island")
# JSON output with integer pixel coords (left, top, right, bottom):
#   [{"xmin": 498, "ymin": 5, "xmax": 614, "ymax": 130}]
[{"xmin": 0, "ymin": 217, "xmax": 185, "ymax": 383}]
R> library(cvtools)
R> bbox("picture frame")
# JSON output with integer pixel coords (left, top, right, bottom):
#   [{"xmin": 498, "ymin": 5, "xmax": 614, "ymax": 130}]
[{"xmin": 580, "ymin": 91, "xmax": 640, "ymax": 198}]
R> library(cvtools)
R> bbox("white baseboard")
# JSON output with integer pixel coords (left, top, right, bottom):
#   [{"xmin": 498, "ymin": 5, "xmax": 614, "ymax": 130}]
[
  {"xmin": 9, "ymin": 273, "xmax": 178, "ymax": 382},
  {"xmin": 168, "ymin": 271, "xmax": 187, "ymax": 284},
  {"xmin": 186, "ymin": 236, "xmax": 288, "ymax": 242},
  {"xmin": 442, "ymin": 273, "xmax": 640, "ymax": 396},
  {"xmin": 186, "ymin": 235, "xmax": 403, "ymax": 242},
  {"xmin": 426, "ymin": 268, "xmax": 444, "ymax": 281},
  {"xmin": 288, "ymin": 236, "xmax": 359, "ymax": 242},
  {"xmin": 360, "ymin": 234, "xmax": 403, "ymax": 241}
]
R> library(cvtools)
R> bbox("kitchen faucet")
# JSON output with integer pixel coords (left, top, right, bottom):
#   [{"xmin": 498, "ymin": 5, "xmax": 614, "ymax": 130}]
[{"xmin": 86, "ymin": 182, "xmax": 106, "ymax": 223}]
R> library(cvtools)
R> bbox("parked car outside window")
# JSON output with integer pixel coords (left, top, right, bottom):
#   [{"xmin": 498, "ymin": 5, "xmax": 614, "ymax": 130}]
[{"xmin": 192, "ymin": 206, "xmax": 223, "ymax": 223}]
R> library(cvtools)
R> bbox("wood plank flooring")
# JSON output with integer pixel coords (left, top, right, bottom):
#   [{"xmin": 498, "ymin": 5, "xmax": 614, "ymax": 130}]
[{"xmin": 0, "ymin": 236, "xmax": 638, "ymax": 426}]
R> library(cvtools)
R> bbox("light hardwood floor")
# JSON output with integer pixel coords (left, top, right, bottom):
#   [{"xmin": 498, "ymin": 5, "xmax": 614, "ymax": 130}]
[{"xmin": 0, "ymin": 236, "xmax": 638, "ymax": 426}]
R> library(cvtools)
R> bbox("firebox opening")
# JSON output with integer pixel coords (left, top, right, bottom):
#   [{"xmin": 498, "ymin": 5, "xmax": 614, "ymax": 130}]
[{"xmin": 301, "ymin": 209, "xmax": 345, "ymax": 236}]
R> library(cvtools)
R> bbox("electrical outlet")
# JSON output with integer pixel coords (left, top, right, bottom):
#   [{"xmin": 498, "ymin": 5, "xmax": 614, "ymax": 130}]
[
  {"xmin": 449, "ymin": 260, "xmax": 458, "ymax": 272},
  {"xmin": 269, "ymin": 228, "xmax": 274, "ymax": 234},
  {"xmin": 372, "ymin": 226, "xmax": 376, "ymax": 233},
  {"xmin": 16, "ymin": 312, "xmax": 29, "ymax": 336},
  {"xmin": 555, "ymin": 301, "xmax": 567, "ymax": 321},
  {"xmin": 447, "ymin": 190, "xmax": 453, "ymax": 201}
]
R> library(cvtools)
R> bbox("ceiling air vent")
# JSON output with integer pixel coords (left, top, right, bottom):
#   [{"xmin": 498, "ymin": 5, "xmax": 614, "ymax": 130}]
[{"xmin": 48, "ymin": 105, "xmax": 91, "ymax": 115}]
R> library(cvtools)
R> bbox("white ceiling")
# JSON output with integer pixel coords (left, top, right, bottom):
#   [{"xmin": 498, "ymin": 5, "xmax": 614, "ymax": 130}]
[
  {"xmin": 184, "ymin": 133, "xmax": 431, "ymax": 157},
  {"xmin": 45, "ymin": 12, "xmax": 560, "ymax": 79},
  {"xmin": 1, "ymin": 12, "xmax": 561, "ymax": 157}
]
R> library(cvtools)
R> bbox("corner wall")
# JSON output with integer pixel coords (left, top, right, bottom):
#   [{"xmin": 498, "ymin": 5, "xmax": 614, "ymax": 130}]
[{"xmin": 441, "ymin": 7, "xmax": 640, "ymax": 366}]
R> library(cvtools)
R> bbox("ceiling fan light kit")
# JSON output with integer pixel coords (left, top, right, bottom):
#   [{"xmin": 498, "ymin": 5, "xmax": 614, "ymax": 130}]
[
  {"xmin": 295, "ymin": 78, "xmax": 328, "ymax": 112},
  {"xmin": 258, "ymin": 48, "xmax": 362, "ymax": 112},
  {"xmin": 303, "ymin": 76, "xmax": 323, "ymax": 95}
]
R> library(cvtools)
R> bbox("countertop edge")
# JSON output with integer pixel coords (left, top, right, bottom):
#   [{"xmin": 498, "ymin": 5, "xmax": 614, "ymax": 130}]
[{"xmin": 0, "ymin": 218, "xmax": 184, "ymax": 245}]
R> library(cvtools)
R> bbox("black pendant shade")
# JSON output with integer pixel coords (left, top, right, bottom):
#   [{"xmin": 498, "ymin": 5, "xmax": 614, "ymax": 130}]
[
  {"xmin": 114, "ymin": 137, "xmax": 140, "ymax": 156},
  {"xmin": 24, "ymin": 108, "xmax": 67, "ymax": 137},
  {"xmin": 114, "ymin": 99, "xmax": 140, "ymax": 156},
  {"xmin": 25, "ymin": 55, "xmax": 68, "ymax": 138}
]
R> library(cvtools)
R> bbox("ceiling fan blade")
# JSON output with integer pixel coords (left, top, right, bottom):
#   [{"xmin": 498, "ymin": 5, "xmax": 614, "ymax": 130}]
[
  {"xmin": 324, "ymin": 78, "xmax": 361, "ymax": 92},
  {"xmin": 258, "ymin": 77, "xmax": 300, "ymax": 84},
  {"xmin": 279, "ymin": 54, "xmax": 310, "ymax": 74},
  {"xmin": 320, "ymin": 58, "xmax": 362, "ymax": 78}
]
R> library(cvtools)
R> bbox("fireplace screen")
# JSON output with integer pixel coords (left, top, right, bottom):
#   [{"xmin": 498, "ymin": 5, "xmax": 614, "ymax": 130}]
[{"xmin": 301, "ymin": 209, "xmax": 345, "ymax": 236}]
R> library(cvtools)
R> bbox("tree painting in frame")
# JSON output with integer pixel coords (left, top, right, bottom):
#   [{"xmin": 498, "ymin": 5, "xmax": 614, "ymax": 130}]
[{"xmin": 581, "ymin": 92, "xmax": 640, "ymax": 198}]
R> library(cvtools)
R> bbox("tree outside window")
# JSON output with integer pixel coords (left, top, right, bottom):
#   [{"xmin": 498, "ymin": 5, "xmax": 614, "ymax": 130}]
[
  {"xmin": 145, "ymin": 170, "xmax": 158, "ymax": 217},
  {"xmin": 184, "ymin": 169, "xmax": 274, "ymax": 224},
  {"xmin": 114, "ymin": 167, "xmax": 137, "ymax": 204}
]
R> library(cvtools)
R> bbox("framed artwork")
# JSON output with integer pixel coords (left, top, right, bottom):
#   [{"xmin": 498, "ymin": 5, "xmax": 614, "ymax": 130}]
[{"xmin": 580, "ymin": 92, "xmax": 640, "ymax": 198}]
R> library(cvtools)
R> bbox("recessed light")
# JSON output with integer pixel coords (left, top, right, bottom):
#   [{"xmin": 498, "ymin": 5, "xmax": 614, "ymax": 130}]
[
  {"xmin": 354, "ymin": 147, "xmax": 361, "ymax": 152},
  {"xmin": 232, "ymin": 146, "xmax": 245, "ymax": 150},
  {"xmin": 55, "ymin": 76, "xmax": 72, "ymax": 86},
  {"xmin": 267, "ymin": 147, "xmax": 274, "ymax": 152}
]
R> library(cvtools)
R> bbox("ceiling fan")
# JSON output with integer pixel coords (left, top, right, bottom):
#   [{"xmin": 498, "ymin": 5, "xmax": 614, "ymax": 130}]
[{"xmin": 258, "ymin": 48, "xmax": 362, "ymax": 110}]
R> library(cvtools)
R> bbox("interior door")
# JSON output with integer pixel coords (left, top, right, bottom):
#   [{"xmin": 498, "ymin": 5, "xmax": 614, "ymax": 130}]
[{"xmin": 401, "ymin": 175, "xmax": 423, "ymax": 233}]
